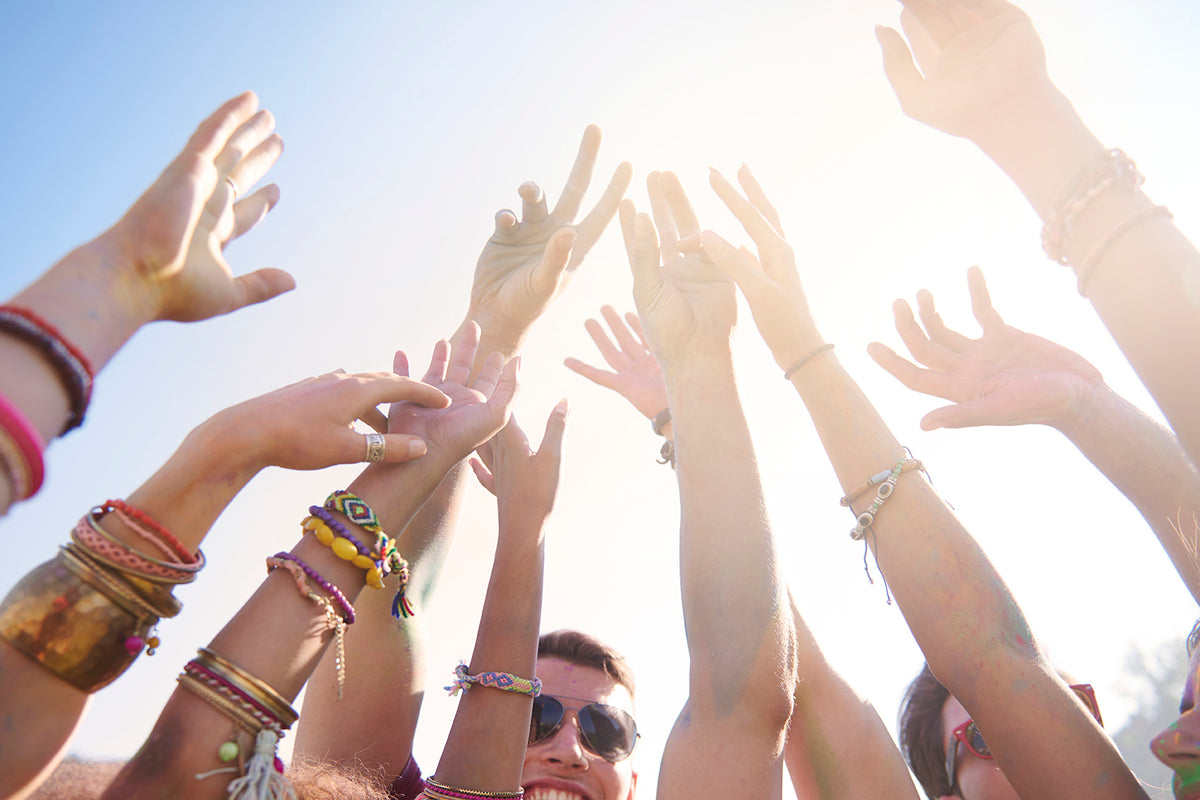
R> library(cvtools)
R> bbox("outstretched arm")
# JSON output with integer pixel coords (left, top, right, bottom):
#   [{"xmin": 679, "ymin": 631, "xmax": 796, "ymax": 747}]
[
  {"xmin": 878, "ymin": 0, "xmax": 1200, "ymax": 476},
  {"xmin": 624, "ymin": 172, "xmax": 795, "ymax": 800},
  {"xmin": 689, "ymin": 164, "xmax": 1145, "ymax": 799},
  {"xmin": 295, "ymin": 128, "xmax": 628, "ymax": 782},
  {"xmin": 0, "ymin": 92, "xmax": 292, "ymax": 510},
  {"xmin": 0, "ymin": 367, "xmax": 446, "ymax": 800},
  {"xmin": 870, "ymin": 266, "xmax": 1200, "ymax": 605},
  {"xmin": 100, "ymin": 332, "xmax": 517, "ymax": 800}
]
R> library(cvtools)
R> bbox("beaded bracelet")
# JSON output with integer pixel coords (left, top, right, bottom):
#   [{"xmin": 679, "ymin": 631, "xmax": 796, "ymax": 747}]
[
  {"xmin": 103, "ymin": 499, "xmax": 198, "ymax": 564},
  {"xmin": 840, "ymin": 458, "xmax": 924, "ymax": 508},
  {"xmin": 445, "ymin": 662, "xmax": 542, "ymax": 697},
  {"xmin": 268, "ymin": 552, "xmax": 356, "ymax": 624},
  {"xmin": 0, "ymin": 306, "xmax": 94, "ymax": 433},
  {"xmin": 0, "ymin": 389, "xmax": 45, "ymax": 500},
  {"xmin": 423, "ymin": 777, "xmax": 524, "ymax": 799},
  {"xmin": 304, "ymin": 507, "xmax": 382, "ymax": 583},
  {"xmin": 849, "ymin": 456, "xmax": 908, "ymax": 541},
  {"xmin": 1042, "ymin": 149, "xmax": 1144, "ymax": 265},
  {"xmin": 268, "ymin": 555, "xmax": 349, "ymax": 698},
  {"xmin": 650, "ymin": 408, "xmax": 671, "ymax": 436}
]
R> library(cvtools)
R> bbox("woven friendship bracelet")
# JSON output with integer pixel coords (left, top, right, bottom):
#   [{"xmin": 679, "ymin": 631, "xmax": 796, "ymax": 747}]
[
  {"xmin": 445, "ymin": 662, "xmax": 542, "ymax": 698},
  {"xmin": 103, "ymin": 499, "xmax": 197, "ymax": 563},
  {"xmin": 324, "ymin": 490, "xmax": 385, "ymax": 534},
  {"xmin": 308, "ymin": 503, "xmax": 415, "ymax": 618},
  {"xmin": 194, "ymin": 647, "xmax": 298, "ymax": 728},
  {"xmin": 424, "ymin": 776, "xmax": 524, "ymax": 799},
  {"xmin": 86, "ymin": 510, "xmax": 206, "ymax": 573},
  {"xmin": 0, "ymin": 306, "xmax": 94, "ymax": 433},
  {"xmin": 184, "ymin": 660, "xmax": 286, "ymax": 732},
  {"xmin": 72, "ymin": 517, "xmax": 197, "ymax": 584}
]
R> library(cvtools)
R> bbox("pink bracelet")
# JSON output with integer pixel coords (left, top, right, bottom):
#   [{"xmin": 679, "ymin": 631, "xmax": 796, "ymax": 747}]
[
  {"xmin": 72, "ymin": 517, "xmax": 198, "ymax": 583},
  {"xmin": 103, "ymin": 499, "xmax": 198, "ymax": 564},
  {"xmin": 0, "ymin": 389, "xmax": 45, "ymax": 499}
]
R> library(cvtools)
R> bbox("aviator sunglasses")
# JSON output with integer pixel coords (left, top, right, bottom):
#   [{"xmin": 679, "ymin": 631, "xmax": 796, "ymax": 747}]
[
  {"xmin": 944, "ymin": 684, "xmax": 1102, "ymax": 795},
  {"xmin": 529, "ymin": 694, "xmax": 640, "ymax": 762}
]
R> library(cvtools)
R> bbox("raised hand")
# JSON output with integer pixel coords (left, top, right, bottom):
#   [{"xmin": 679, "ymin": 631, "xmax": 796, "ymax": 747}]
[
  {"xmin": 386, "ymin": 322, "xmax": 518, "ymax": 465},
  {"xmin": 470, "ymin": 402, "xmax": 568, "ymax": 526},
  {"xmin": 104, "ymin": 91, "xmax": 294, "ymax": 323},
  {"xmin": 468, "ymin": 126, "xmax": 632, "ymax": 345},
  {"xmin": 564, "ymin": 306, "xmax": 667, "ymax": 420},
  {"xmin": 677, "ymin": 166, "xmax": 824, "ymax": 370},
  {"xmin": 622, "ymin": 172, "xmax": 737, "ymax": 369},
  {"xmin": 205, "ymin": 370, "xmax": 450, "ymax": 473},
  {"xmin": 868, "ymin": 266, "xmax": 1103, "ymax": 430},
  {"xmin": 876, "ymin": 0, "xmax": 1054, "ymax": 141}
]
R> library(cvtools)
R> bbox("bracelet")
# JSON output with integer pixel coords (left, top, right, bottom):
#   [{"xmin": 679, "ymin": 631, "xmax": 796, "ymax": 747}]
[
  {"xmin": 1042, "ymin": 149, "xmax": 1144, "ymax": 265},
  {"xmin": 0, "ymin": 306, "xmax": 94, "ymax": 433},
  {"xmin": 65, "ymin": 543, "xmax": 182, "ymax": 618},
  {"xmin": 267, "ymin": 552, "xmax": 355, "ymax": 624},
  {"xmin": 0, "ymin": 548, "xmax": 162, "ymax": 690},
  {"xmin": 840, "ymin": 458, "xmax": 924, "ymax": 507},
  {"xmin": 86, "ymin": 509, "xmax": 206, "ymax": 573},
  {"xmin": 650, "ymin": 408, "xmax": 671, "ymax": 436},
  {"xmin": 73, "ymin": 516, "xmax": 198, "ymax": 584},
  {"xmin": 0, "ymin": 389, "xmax": 45, "ymax": 500},
  {"xmin": 445, "ymin": 662, "xmax": 542, "ymax": 697},
  {"xmin": 324, "ymin": 490, "xmax": 385, "ymax": 535},
  {"xmin": 1075, "ymin": 205, "xmax": 1173, "ymax": 297},
  {"xmin": 267, "ymin": 557, "xmax": 349, "ymax": 698},
  {"xmin": 657, "ymin": 439, "xmax": 676, "ymax": 469},
  {"xmin": 849, "ymin": 456, "xmax": 908, "ymax": 541},
  {"xmin": 304, "ymin": 507, "xmax": 383, "ymax": 585},
  {"xmin": 424, "ymin": 776, "xmax": 524, "ymax": 799},
  {"xmin": 783, "ymin": 343, "xmax": 835, "ymax": 380},
  {"xmin": 194, "ymin": 647, "xmax": 298, "ymax": 728},
  {"xmin": 102, "ymin": 499, "xmax": 198, "ymax": 564}
]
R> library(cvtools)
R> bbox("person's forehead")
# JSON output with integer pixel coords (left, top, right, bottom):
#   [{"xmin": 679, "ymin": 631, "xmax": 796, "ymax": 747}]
[{"xmin": 536, "ymin": 656, "xmax": 633, "ymax": 711}]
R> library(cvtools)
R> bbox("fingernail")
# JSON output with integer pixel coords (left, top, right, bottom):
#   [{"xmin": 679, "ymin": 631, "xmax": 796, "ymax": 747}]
[
  {"xmin": 408, "ymin": 439, "xmax": 427, "ymax": 458},
  {"xmin": 554, "ymin": 397, "xmax": 569, "ymax": 416}
]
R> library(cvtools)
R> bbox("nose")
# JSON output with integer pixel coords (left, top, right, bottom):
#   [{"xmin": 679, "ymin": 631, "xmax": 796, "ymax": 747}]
[
  {"xmin": 536, "ymin": 710, "xmax": 589, "ymax": 770},
  {"xmin": 1152, "ymin": 711, "xmax": 1200, "ymax": 774}
]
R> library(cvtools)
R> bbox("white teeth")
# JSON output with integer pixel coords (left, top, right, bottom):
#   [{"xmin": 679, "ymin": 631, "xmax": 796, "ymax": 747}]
[{"xmin": 527, "ymin": 789, "xmax": 583, "ymax": 800}]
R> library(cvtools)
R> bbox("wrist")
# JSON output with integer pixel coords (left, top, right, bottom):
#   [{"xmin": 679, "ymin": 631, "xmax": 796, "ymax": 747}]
[
  {"xmin": 1051, "ymin": 380, "xmax": 1118, "ymax": 441},
  {"xmin": 459, "ymin": 310, "xmax": 525, "ymax": 361}
]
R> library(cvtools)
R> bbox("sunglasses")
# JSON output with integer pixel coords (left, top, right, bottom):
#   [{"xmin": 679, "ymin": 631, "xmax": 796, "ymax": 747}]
[
  {"xmin": 529, "ymin": 694, "xmax": 640, "ymax": 762},
  {"xmin": 944, "ymin": 684, "xmax": 1101, "ymax": 795}
]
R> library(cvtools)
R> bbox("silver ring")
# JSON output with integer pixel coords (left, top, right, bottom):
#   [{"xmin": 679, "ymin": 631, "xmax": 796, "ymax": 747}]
[
  {"xmin": 364, "ymin": 432, "xmax": 386, "ymax": 463},
  {"xmin": 225, "ymin": 175, "xmax": 241, "ymax": 198}
]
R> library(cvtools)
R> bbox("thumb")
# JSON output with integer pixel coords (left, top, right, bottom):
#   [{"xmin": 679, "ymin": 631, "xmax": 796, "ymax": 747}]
[
  {"xmin": 530, "ymin": 227, "xmax": 578, "ymax": 297},
  {"xmin": 876, "ymin": 25, "xmax": 925, "ymax": 114}
]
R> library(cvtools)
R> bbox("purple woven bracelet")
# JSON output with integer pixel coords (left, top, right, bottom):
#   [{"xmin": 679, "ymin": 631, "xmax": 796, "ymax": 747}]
[
  {"xmin": 307, "ymin": 506, "xmax": 376, "ymax": 560},
  {"xmin": 268, "ymin": 551, "xmax": 356, "ymax": 624}
]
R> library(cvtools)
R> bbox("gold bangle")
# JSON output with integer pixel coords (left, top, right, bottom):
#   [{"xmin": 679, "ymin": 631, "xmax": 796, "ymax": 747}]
[
  {"xmin": 64, "ymin": 544, "xmax": 181, "ymax": 619},
  {"xmin": 194, "ymin": 648, "xmax": 298, "ymax": 728},
  {"xmin": 0, "ymin": 549, "xmax": 157, "ymax": 692},
  {"xmin": 178, "ymin": 672, "xmax": 264, "ymax": 736}
]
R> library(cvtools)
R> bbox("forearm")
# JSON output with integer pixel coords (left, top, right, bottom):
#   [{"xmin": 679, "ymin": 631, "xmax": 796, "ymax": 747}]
[
  {"xmin": 1057, "ymin": 384, "xmax": 1200, "ymax": 604},
  {"xmin": 435, "ymin": 507, "xmax": 545, "ymax": 791},
  {"xmin": 668, "ymin": 354, "xmax": 793, "ymax": 727}
]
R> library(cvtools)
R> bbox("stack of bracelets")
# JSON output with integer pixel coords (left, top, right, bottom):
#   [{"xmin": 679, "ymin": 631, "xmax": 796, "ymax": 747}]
[
  {"xmin": 179, "ymin": 647, "xmax": 298, "ymax": 799},
  {"xmin": 842, "ymin": 453, "xmax": 927, "ymax": 601},
  {"xmin": 0, "ymin": 305, "xmax": 94, "ymax": 504},
  {"xmin": 416, "ymin": 662, "xmax": 543, "ymax": 800},
  {"xmin": 1039, "ymin": 149, "xmax": 1172, "ymax": 296},
  {"xmin": 0, "ymin": 500, "xmax": 198, "ymax": 691}
]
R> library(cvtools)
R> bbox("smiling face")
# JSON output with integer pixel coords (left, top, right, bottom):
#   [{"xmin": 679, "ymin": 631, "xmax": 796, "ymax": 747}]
[
  {"xmin": 939, "ymin": 696, "xmax": 1020, "ymax": 800},
  {"xmin": 1152, "ymin": 643, "xmax": 1200, "ymax": 799},
  {"xmin": 521, "ymin": 656, "xmax": 638, "ymax": 800}
]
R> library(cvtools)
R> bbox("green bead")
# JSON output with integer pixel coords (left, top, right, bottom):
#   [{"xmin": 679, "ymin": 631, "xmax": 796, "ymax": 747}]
[{"xmin": 218, "ymin": 741, "xmax": 240, "ymax": 762}]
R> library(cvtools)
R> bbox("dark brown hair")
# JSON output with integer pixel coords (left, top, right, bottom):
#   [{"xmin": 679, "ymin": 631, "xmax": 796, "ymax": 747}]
[
  {"xmin": 538, "ymin": 629, "xmax": 636, "ymax": 699},
  {"xmin": 898, "ymin": 663, "xmax": 953, "ymax": 799}
]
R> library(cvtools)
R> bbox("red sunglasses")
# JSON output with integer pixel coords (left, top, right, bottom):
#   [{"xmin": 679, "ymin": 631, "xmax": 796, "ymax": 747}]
[{"xmin": 944, "ymin": 684, "xmax": 1102, "ymax": 795}]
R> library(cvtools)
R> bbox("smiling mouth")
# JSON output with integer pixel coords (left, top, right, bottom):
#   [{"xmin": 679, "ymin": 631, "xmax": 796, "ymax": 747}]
[{"xmin": 525, "ymin": 788, "xmax": 588, "ymax": 800}]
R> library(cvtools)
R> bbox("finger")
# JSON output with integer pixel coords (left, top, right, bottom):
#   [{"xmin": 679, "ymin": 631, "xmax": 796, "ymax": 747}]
[
  {"xmin": 600, "ymin": 304, "xmax": 643, "ymax": 359},
  {"xmin": 875, "ymin": 26, "xmax": 926, "ymax": 115},
  {"xmin": 626, "ymin": 312, "xmax": 649, "ymax": 348},
  {"xmin": 393, "ymin": 350, "xmax": 411, "ymax": 378},
  {"xmin": 493, "ymin": 208, "xmax": 519, "ymax": 235},
  {"xmin": 659, "ymin": 171, "xmax": 700, "ymax": 239},
  {"xmin": 647, "ymin": 172, "xmax": 679, "ymax": 262},
  {"xmin": 867, "ymin": 342, "xmax": 955, "ymax": 399},
  {"xmin": 628, "ymin": 211, "xmax": 663, "ymax": 296},
  {"xmin": 498, "ymin": 413, "xmax": 532, "ymax": 453},
  {"xmin": 536, "ymin": 398, "xmax": 569, "ymax": 463},
  {"xmin": 898, "ymin": 0, "xmax": 958, "ymax": 49},
  {"xmin": 229, "ymin": 184, "xmax": 280, "ymax": 240},
  {"xmin": 422, "ymin": 340, "xmax": 450, "ymax": 384},
  {"xmin": 214, "ymin": 108, "xmax": 277, "ymax": 178},
  {"xmin": 737, "ymin": 164, "xmax": 783, "ymax": 237},
  {"xmin": 529, "ymin": 227, "xmax": 577, "ymax": 299},
  {"xmin": 584, "ymin": 316, "xmax": 626, "ymax": 370},
  {"xmin": 563, "ymin": 357, "xmax": 622, "ymax": 392},
  {"xmin": 227, "ymin": 133, "xmax": 284, "ymax": 198},
  {"xmin": 922, "ymin": 394, "xmax": 1012, "ymax": 431},
  {"xmin": 360, "ymin": 407, "xmax": 389, "ymax": 434},
  {"xmin": 682, "ymin": 230, "xmax": 766, "ymax": 295},
  {"xmin": 230, "ymin": 268, "xmax": 297, "ymax": 312},
  {"xmin": 185, "ymin": 92, "xmax": 259, "ymax": 163},
  {"xmin": 364, "ymin": 374, "xmax": 452, "ymax": 409},
  {"xmin": 894, "ymin": 299, "xmax": 959, "ymax": 370},
  {"xmin": 487, "ymin": 356, "xmax": 520, "ymax": 414},
  {"xmin": 967, "ymin": 265, "xmax": 1005, "ymax": 332},
  {"xmin": 618, "ymin": 198, "xmax": 638, "ymax": 263},
  {"xmin": 519, "ymin": 181, "xmax": 549, "ymax": 224},
  {"xmin": 916, "ymin": 289, "xmax": 972, "ymax": 351},
  {"xmin": 553, "ymin": 124, "xmax": 601, "ymax": 221},
  {"xmin": 473, "ymin": 351, "xmax": 505, "ymax": 399},
  {"xmin": 335, "ymin": 428, "xmax": 428, "ymax": 464},
  {"xmin": 448, "ymin": 322, "xmax": 480, "ymax": 385},
  {"xmin": 469, "ymin": 456, "xmax": 496, "ymax": 496},
  {"xmin": 708, "ymin": 168, "xmax": 788, "ymax": 265},
  {"xmin": 573, "ymin": 160, "xmax": 633, "ymax": 266}
]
